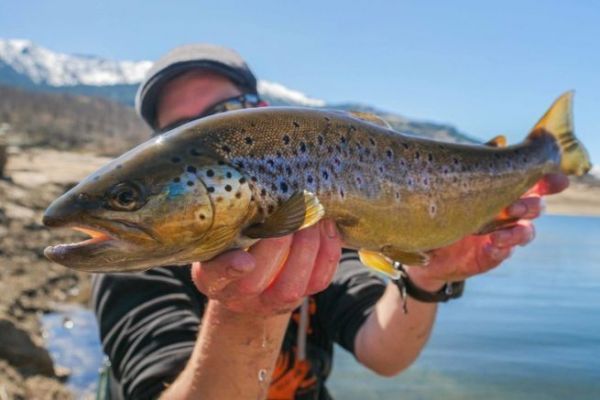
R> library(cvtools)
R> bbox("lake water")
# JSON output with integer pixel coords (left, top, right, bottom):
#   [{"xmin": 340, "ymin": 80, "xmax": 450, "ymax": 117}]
[{"xmin": 42, "ymin": 215, "xmax": 600, "ymax": 399}]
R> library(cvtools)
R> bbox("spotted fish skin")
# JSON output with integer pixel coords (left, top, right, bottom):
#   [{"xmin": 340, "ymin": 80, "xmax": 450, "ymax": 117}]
[{"xmin": 42, "ymin": 93, "xmax": 591, "ymax": 273}]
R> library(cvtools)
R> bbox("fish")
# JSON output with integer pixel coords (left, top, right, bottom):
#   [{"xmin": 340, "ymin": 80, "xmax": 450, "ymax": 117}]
[{"xmin": 42, "ymin": 92, "xmax": 592, "ymax": 277}]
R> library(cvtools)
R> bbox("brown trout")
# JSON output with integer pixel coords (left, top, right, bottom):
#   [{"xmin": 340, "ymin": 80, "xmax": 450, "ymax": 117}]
[{"xmin": 43, "ymin": 92, "xmax": 591, "ymax": 277}]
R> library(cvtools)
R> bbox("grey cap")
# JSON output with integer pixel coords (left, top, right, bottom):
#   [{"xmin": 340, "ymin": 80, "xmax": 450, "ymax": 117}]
[{"xmin": 135, "ymin": 43, "xmax": 258, "ymax": 128}]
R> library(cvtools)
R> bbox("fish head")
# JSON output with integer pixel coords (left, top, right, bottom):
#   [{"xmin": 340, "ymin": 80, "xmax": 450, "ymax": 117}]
[{"xmin": 42, "ymin": 142, "xmax": 220, "ymax": 272}]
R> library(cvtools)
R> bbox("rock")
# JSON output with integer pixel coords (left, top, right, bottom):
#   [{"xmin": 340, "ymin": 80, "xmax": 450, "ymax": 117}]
[{"xmin": 0, "ymin": 319, "xmax": 55, "ymax": 377}]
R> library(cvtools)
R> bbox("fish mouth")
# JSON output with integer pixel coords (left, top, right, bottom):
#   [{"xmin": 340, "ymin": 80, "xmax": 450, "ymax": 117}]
[{"xmin": 43, "ymin": 218, "xmax": 158, "ymax": 272}]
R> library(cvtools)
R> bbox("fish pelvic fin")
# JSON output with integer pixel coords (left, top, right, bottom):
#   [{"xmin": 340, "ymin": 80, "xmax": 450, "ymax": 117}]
[
  {"xmin": 528, "ymin": 91, "xmax": 592, "ymax": 176},
  {"xmin": 358, "ymin": 249, "xmax": 402, "ymax": 280}
]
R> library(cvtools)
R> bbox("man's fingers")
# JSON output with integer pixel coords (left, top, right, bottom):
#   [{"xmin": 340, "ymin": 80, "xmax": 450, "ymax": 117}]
[
  {"xmin": 305, "ymin": 220, "xmax": 342, "ymax": 295},
  {"xmin": 532, "ymin": 173, "xmax": 569, "ymax": 196},
  {"xmin": 490, "ymin": 221, "xmax": 535, "ymax": 249},
  {"xmin": 190, "ymin": 250, "xmax": 255, "ymax": 296},
  {"xmin": 506, "ymin": 196, "xmax": 544, "ymax": 220},
  {"xmin": 262, "ymin": 224, "xmax": 322, "ymax": 305},
  {"xmin": 233, "ymin": 235, "xmax": 293, "ymax": 296}
]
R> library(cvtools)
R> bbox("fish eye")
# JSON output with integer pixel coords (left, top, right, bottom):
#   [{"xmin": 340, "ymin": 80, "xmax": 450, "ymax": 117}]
[{"xmin": 107, "ymin": 182, "xmax": 145, "ymax": 211}]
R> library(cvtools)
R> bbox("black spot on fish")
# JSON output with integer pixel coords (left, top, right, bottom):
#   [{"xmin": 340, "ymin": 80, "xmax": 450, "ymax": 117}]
[
  {"xmin": 206, "ymin": 169, "xmax": 215, "ymax": 177},
  {"xmin": 453, "ymin": 158, "xmax": 459, "ymax": 165},
  {"xmin": 415, "ymin": 152, "xmax": 420, "ymax": 160},
  {"xmin": 216, "ymin": 196, "xmax": 223, "ymax": 202},
  {"xmin": 428, "ymin": 153, "xmax": 433, "ymax": 162},
  {"xmin": 335, "ymin": 145, "xmax": 342, "ymax": 153},
  {"xmin": 187, "ymin": 181, "xmax": 194, "ymax": 186},
  {"xmin": 402, "ymin": 143, "xmax": 409, "ymax": 149},
  {"xmin": 364, "ymin": 148, "xmax": 371, "ymax": 156},
  {"xmin": 280, "ymin": 182, "xmax": 288, "ymax": 193},
  {"xmin": 268, "ymin": 205, "xmax": 275, "ymax": 213},
  {"xmin": 258, "ymin": 165, "xmax": 266, "ymax": 174},
  {"xmin": 199, "ymin": 214, "xmax": 206, "ymax": 220},
  {"xmin": 356, "ymin": 176, "xmax": 362, "ymax": 185},
  {"xmin": 225, "ymin": 184, "xmax": 232, "ymax": 192},
  {"xmin": 244, "ymin": 137, "xmax": 253, "ymax": 145},
  {"xmin": 369, "ymin": 138, "xmax": 376, "ymax": 146},
  {"xmin": 307, "ymin": 175, "xmax": 314, "ymax": 184},
  {"xmin": 187, "ymin": 166, "xmax": 197, "ymax": 174},
  {"xmin": 292, "ymin": 181, "xmax": 299, "ymax": 190},
  {"xmin": 226, "ymin": 171, "xmax": 232, "ymax": 179},
  {"xmin": 379, "ymin": 166, "xmax": 384, "ymax": 173},
  {"xmin": 250, "ymin": 196, "xmax": 255, "ymax": 202},
  {"xmin": 300, "ymin": 142, "xmax": 307, "ymax": 153},
  {"xmin": 190, "ymin": 148, "xmax": 201, "ymax": 156},
  {"xmin": 261, "ymin": 188, "xmax": 267, "ymax": 197},
  {"xmin": 324, "ymin": 116, "xmax": 330, "ymax": 122},
  {"xmin": 235, "ymin": 192, "xmax": 242, "ymax": 199},
  {"xmin": 116, "ymin": 164, "xmax": 123, "ymax": 169},
  {"xmin": 340, "ymin": 136, "xmax": 347, "ymax": 144},
  {"xmin": 271, "ymin": 183, "xmax": 278, "ymax": 191},
  {"xmin": 239, "ymin": 177, "xmax": 247, "ymax": 184},
  {"xmin": 327, "ymin": 146, "xmax": 334, "ymax": 154},
  {"xmin": 339, "ymin": 188, "xmax": 345, "ymax": 198},
  {"xmin": 423, "ymin": 178, "xmax": 429, "ymax": 185},
  {"xmin": 171, "ymin": 156, "xmax": 182, "ymax": 163},
  {"xmin": 386, "ymin": 149, "xmax": 393, "ymax": 159},
  {"xmin": 293, "ymin": 121, "xmax": 300, "ymax": 128},
  {"xmin": 173, "ymin": 177, "xmax": 181, "ymax": 183},
  {"xmin": 221, "ymin": 145, "xmax": 231, "ymax": 153},
  {"xmin": 251, "ymin": 176, "xmax": 258, "ymax": 182},
  {"xmin": 322, "ymin": 170, "xmax": 329, "ymax": 180},
  {"xmin": 267, "ymin": 159, "xmax": 275, "ymax": 168},
  {"xmin": 283, "ymin": 135, "xmax": 290, "ymax": 145},
  {"xmin": 207, "ymin": 186, "xmax": 215, "ymax": 193},
  {"xmin": 286, "ymin": 166, "xmax": 292, "ymax": 175},
  {"xmin": 276, "ymin": 151, "xmax": 282, "ymax": 158},
  {"xmin": 250, "ymin": 122, "xmax": 256, "ymax": 128},
  {"xmin": 318, "ymin": 135, "xmax": 324, "ymax": 145}
]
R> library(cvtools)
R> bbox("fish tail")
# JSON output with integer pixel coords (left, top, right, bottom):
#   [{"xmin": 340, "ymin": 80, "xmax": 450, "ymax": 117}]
[{"xmin": 527, "ymin": 91, "xmax": 592, "ymax": 176}]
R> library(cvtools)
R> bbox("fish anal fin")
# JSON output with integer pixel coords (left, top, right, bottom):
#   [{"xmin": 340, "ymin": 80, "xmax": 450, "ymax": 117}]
[
  {"xmin": 381, "ymin": 245, "xmax": 430, "ymax": 267},
  {"xmin": 347, "ymin": 111, "xmax": 393, "ymax": 129},
  {"xmin": 476, "ymin": 217, "xmax": 520, "ymax": 235},
  {"xmin": 244, "ymin": 191, "xmax": 324, "ymax": 239},
  {"xmin": 358, "ymin": 249, "xmax": 401, "ymax": 279},
  {"xmin": 485, "ymin": 135, "xmax": 507, "ymax": 147}
]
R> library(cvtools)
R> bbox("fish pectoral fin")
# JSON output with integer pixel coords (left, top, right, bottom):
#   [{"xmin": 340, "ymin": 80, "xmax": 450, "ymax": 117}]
[
  {"xmin": 195, "ymin": 225, "xmax": 239, "ymax": 258},
  {"xmin": 381, "ymin": 245, "xmax": 430, "ymax": 267},
  {"xmin": 485, "ymin": 135, "xmax": 507, "ymax": 147},
  {"xmin": 243, "ymin": 191, "xmax": 325, "ymax": 239},
  {"xmin": 476, "ymin": 217, "xmax": 521, "ymax": 235},
  {"xmin": 346, "ymin": 111, "xmax": 393, "ymax": 129},
  {"xmin": 358, "ymin": 249, "xmax": 401, "ymax": 279}
]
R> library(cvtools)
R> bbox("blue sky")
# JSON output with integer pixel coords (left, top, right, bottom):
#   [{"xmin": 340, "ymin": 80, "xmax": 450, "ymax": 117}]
[{"xmin": 1, "ymin": 0, "xmax": 598, "ymax": 162}]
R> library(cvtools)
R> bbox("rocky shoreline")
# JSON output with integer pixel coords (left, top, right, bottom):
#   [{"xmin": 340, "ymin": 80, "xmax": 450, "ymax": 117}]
[{"xmin": 0, "ymin": 148, "xmax": 598, "ymax": 398}]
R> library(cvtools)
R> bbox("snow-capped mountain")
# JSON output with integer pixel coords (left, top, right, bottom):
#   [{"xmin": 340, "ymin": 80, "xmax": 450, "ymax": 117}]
[
  {"xmin": 0, "ymin": 39, "xmax": 326, "ymax": 107},
  {"xmin": 0, "ymin": 39, "xmax": 152, "ymax": 86},
  {"xmin": 0, "ymin": 38, "xmax": 478, "ymax": 143}
]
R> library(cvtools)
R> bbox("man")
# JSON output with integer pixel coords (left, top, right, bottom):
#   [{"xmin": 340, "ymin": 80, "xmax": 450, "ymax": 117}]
[{"xmin": 92, "ymin": 44, "xmax": 568, "ymax": 399}]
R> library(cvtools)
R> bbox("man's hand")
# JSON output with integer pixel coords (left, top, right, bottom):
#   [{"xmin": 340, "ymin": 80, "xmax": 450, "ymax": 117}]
[
  {"xmin": 191, "ymin": 219, "xmax": 342, "ymax": 316},
  {"xmin": 407, "ymin": 173, "xmax": 570, "ymax": 290}
]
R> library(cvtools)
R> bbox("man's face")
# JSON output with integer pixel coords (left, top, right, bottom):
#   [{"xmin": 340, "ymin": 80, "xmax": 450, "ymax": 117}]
[{"xmin": 156, "ymin": 70, "xmax": 243, "ymax": 130}]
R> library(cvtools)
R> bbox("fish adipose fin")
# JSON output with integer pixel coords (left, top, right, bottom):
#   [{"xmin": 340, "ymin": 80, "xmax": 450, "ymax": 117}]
[
  {"xmin": 358, "ymin": 249, "xmax": 402, "ymax": 279},
  {"xmin": 244, "ymin": 191, "xmax": 325, "ymax": 239},
  {"xmin": 485, "ymin": 135, "xmax": 507, "ymax": 147},
  {"xmin": 528, "ymin": 92, "xmax": 592, "ymax": 176}
]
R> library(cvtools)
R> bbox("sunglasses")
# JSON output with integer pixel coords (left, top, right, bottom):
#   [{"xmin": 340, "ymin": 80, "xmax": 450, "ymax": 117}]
[{"xmin": 156, "ymin": 93, "xmax": 265, "ymax": 134}]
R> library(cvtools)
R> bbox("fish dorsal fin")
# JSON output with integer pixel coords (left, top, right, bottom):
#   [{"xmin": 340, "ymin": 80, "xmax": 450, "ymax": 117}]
[
  {"xmin": 485, "ymin": 135, "xmax": 507, "ymax": 147},
  {"xmin": 347, "ymin": 111, "xmax": 393, "ymax": 129},
  {"xmin": 244, "ymin": 191, "xmax": 325, "ymax": 239},
  {"xmin": 528, "ymin": 91, "xmax": 591, "ymax": 176}
]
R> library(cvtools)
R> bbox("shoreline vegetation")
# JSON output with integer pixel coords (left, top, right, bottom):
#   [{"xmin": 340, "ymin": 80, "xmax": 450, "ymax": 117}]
[{"xmin": 0, "ymin": 147, "xmax": 597, "ymax": 398}]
